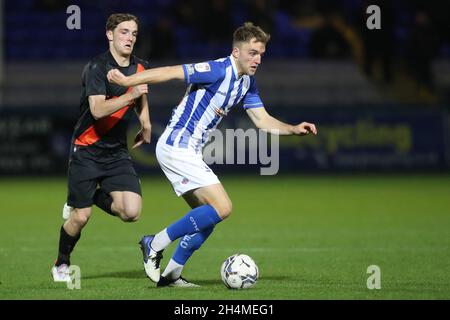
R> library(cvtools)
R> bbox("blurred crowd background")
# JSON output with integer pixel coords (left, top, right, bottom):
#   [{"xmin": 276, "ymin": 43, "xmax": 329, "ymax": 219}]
[
  {"xmin": 0, "ymin": 0, "xmax": 449, "ymax": 175},
  {"xmin": 4, "ymin": 0, "xmax": 450, "ymax": 102}
]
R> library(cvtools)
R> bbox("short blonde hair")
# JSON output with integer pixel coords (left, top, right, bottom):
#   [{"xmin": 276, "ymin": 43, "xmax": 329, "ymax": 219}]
[{"xmin": 233, "ymin": 22, "xmax": 271, "ymax": 46}]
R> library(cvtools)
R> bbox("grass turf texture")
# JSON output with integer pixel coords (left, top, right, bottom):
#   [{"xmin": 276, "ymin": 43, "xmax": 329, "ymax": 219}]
[{"xmin": 0, "ymin": 175, "xmax": 449, "ymax": 299}]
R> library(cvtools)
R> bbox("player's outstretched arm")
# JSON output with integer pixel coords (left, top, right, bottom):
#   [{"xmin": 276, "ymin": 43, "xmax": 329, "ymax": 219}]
[
  {"xmin": 89, "ymin": 84, "xmax": 148, "ymax": 119},
  {"xmin": 107, "ymin": 65, "xmax": 185, "ymax": 87},
  {"xmin": 246, "ymin": 107, "xmax": 317, "ymax": 136}
]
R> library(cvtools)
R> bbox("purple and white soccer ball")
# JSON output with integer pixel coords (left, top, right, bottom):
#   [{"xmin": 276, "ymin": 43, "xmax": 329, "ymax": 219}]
[{"xmin": 220, "ymin": 254, "xmax": 259, "ymax": 289}]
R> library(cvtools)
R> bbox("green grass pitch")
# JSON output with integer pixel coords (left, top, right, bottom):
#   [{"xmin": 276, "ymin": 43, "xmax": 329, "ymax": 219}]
[{"xmin": 0, "ymin": 174, "xmax": 449, "ymax": 299}]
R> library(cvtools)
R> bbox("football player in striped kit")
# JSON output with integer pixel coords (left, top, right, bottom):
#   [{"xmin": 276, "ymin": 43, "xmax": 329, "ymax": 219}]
[{"xmin": 108, "ymin": 22, "xmax": 317, "ymax": 287}]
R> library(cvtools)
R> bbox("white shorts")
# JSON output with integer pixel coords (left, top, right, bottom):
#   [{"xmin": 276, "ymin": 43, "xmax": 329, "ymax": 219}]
[{"xmin": 156, "ymin": 131, "xmax": 220, "ymax": 196}]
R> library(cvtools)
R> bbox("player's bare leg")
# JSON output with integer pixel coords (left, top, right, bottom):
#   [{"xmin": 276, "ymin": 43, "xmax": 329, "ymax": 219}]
[
  {"xmin": 52, "ymin": 207, "xmax": 92, "ymax": 282},
  {"xmin": 64, "ymin": 207, "xmax": 92, "ymax": 236},
  {"xmin": 110, "ymin": 191, "xmax": 142, "ymax": 222},
  {"xmin": 141, "ymin": 183, "xmax": 232, "ymax": 285},
  {"xmin": 183, "ymin": 183, "xmax": 233, "ymax": 220},
  {"xmin": 65, "ymin": 190, "xmax": 142, "ymax": 222}
]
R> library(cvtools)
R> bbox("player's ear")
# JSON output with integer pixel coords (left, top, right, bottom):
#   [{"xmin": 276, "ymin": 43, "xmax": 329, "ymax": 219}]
[
  {"xmin": 106, "ymin": 30, "xmax": 113, "ymax": 42},
  {"xmin": 232, "ymin": 46, "xmax": 240, "ymax": 59}
]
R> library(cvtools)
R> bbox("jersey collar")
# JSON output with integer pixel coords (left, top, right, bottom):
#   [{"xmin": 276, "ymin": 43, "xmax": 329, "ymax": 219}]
[
  {"xmin": 107, "ymin": 50, "xmax": 136, "ymax": 67},
  {"xmin": 229, "ymin": 55, "xmax": 241, "ymax": 79}
]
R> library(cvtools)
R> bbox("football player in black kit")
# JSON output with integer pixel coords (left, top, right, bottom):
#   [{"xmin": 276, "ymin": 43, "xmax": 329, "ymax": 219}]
[{"xmin": 52, "ymin": 13, "xmax": 151, "ymax": 282}]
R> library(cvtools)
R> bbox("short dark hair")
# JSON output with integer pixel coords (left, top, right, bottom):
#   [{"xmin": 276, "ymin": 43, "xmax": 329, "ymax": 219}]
[
  {"xmin": 106, "ymin": 13, "xmax": 139, "ymax": 31},
  {"xmin": 233, "ymin": 22, "xmax": 271, "ymax": 46}
]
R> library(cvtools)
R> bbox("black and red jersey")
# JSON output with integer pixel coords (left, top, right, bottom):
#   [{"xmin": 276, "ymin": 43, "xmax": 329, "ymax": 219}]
[{"xmin": 72, "ymin": 51, "xmax": 150, "ymax": 150}]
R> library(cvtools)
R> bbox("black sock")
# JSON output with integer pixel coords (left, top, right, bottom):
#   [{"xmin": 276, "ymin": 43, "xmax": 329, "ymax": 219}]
[
  {"xmin": 93, "ymin": 188, "xmax": 115, "ymax": 216},
  {"xmin": 55, "ymin": 225, "xmax": 80, "ymax": 266}
]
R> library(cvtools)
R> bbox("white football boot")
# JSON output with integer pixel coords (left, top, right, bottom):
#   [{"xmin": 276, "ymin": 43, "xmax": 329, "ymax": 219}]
[
  {"xmin": 157, "ymin": 276, "xmax": 200, "ymax": 288},
  {"xmin": 51, "ymin": 264, "xmax": 71, "ymax": 282},
  {"xmin": 139, "ymin": 235, "xmax": 163, "ymax": 283}
]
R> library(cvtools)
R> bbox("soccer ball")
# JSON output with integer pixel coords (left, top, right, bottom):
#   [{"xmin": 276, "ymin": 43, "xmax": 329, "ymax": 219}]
[{"xmin": 220, "ymin": 254, "xmax": 259, "ymax": 289}]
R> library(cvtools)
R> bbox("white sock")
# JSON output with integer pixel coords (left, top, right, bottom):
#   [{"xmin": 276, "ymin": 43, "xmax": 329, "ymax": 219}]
[
  {"xmin": 151, "ymin": 228, "xmax": 172, "ymax": 252},
  {"xmin": 162, "ymin": 259, "xmax": 184, "ymax": 280}
]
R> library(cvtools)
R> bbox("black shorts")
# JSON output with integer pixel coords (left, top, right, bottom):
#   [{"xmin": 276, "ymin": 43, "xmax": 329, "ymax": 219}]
[{"xmin": 67, "ymin": 146, "xmax": 141, "ymax": 208}]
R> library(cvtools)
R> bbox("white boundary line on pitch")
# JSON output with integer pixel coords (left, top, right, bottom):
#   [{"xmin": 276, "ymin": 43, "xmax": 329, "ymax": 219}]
[{"xmin": 1, "ymin": 246, "xmax": 449, "ymax": 253}]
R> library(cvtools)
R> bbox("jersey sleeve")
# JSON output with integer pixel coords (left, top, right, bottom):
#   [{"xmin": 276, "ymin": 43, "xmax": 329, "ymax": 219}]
[
  {"xmin": 182, "ymin": 60, "xmax": 225, "ymax": 85},
  {"xmin": 140, "ymin": 59, "xmax": 151, "ymax": 71},
  {"xmin": 242, "ymin": 77, "xmax": 264, "ymax": 109},
  {"xmin": 85, "ymin": 61, "xmax": 107, "ymax": 96}
]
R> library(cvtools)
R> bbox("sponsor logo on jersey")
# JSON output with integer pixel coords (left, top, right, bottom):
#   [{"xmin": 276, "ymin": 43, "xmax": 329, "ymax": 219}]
[{"xmin": 194, "ymin": 62, "xmax": 211, "ymax": 73}]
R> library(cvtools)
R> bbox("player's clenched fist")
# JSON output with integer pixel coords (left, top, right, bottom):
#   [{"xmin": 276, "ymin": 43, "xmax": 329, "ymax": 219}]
[
  {"xmin": 293, "ymin": 122, "xmax": 317, "ymax": 136},
  {"xmin": 107, "ymin": 69, "xmax": 129, "ymax": 86}
]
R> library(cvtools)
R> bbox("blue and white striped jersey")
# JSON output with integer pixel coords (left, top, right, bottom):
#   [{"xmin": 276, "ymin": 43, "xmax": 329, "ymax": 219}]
[{"xmin": 164, "ymin": 55, "xmax": 264, "ymax": 152}]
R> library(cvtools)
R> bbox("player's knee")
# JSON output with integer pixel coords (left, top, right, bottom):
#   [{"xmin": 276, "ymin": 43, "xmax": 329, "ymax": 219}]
[
  {"xmin": 214, "ymin": 200, "xmax": 232, "ymax": 220},
  {"xmin": 71, "ymin": 208, "xmax": 91, "ymax": 226},
  {"xmin": 121, "ymin": 212, "xmax": 140, "ymax": 222},
  {"xmin": 120, "ymin": 205, "xmax": 141, "ymax": 222}
]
